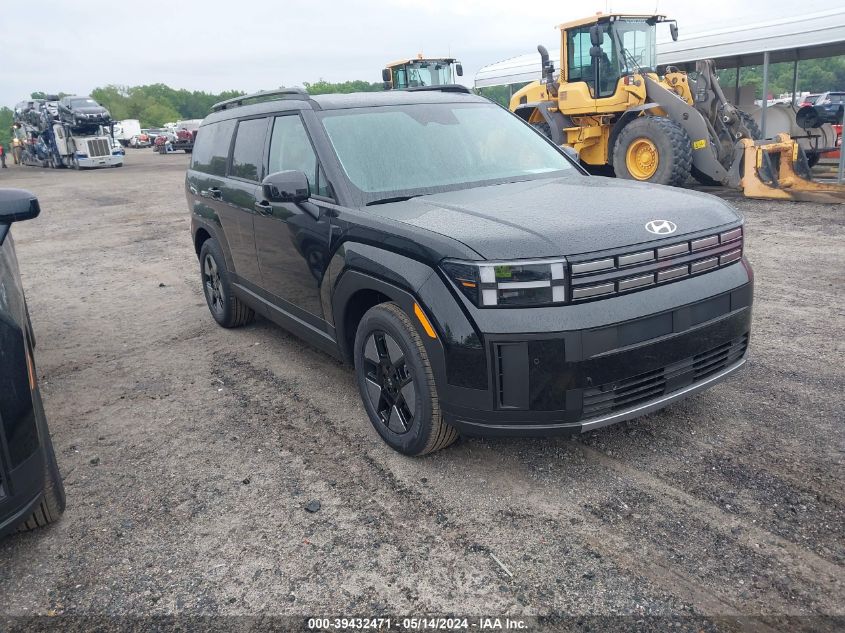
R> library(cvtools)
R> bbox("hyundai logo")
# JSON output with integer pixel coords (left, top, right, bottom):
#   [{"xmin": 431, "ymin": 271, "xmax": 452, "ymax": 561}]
[{"xmin": 645, "ymin": 220, "xmax": 677, "ymax": 235}]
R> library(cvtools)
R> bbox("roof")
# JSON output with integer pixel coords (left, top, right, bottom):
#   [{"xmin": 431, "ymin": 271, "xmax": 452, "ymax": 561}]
[
  {"xmin": 386, "ymin": 57, "xmax": 457, "ymax": 68},
  {"xmin": 657, "ymin": 8, "xmax": 845, "ymax": 67},
  {"xmin": 557, "ymin": 13, "xmax": 665, "ymax": 30},
  {"xmin": 474, "ymin": 8, "xmax": 845, "ymax": 88},
  {"xmin": 203, "ymin": 89, "xmax": 487, "ymax": 125}
]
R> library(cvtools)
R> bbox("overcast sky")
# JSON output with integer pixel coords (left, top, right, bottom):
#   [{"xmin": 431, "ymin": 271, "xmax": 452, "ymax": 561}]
[{"xmin": 3, "ymin": 0, "xmax": 840, "ymax": 106}]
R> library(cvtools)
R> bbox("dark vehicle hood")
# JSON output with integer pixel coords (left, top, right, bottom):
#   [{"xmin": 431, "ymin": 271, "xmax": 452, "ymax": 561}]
[
  {"xmin": 365, "ymin": 177, "xmax": 742, "ymax": 259},
  {"xmin": 72, "ymin": 106, "xmax": 108, "ymax": 115}
]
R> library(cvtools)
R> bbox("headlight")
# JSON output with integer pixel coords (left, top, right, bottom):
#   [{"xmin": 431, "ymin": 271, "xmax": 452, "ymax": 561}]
[{"xmin": 441, "ymin": 258, "xmax": 567, "ymax": 307}]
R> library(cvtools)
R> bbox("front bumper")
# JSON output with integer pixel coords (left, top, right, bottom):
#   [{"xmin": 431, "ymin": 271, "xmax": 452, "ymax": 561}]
[
  {"xmin": 436, "ymin": 277, "xmax": 752, "ymax": 437},
  {"xmin": 77, "ymin": 154, "xmax": 123, "ymax": 168}
]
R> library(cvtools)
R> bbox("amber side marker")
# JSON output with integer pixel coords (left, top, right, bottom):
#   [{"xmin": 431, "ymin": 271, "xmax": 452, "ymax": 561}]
[
  {"xmin": 413, "ymin": 303, "xmax": 437, "ymax": 339},
  {"xmin": 25, "ymin": 345, "xmax": 37, "ymax": 391}
]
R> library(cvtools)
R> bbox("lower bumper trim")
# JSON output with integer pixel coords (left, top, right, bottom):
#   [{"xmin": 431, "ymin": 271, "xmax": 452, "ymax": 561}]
[{"xmin": 450, "ymin": 356, "xmax": 746, "ymax": 437}]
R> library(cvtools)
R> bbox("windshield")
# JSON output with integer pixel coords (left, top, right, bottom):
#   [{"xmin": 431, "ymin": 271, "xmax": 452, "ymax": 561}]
[
  {"xmin": 71, "ymin": 98, "xmax": 99, "ymax": 107},
  {"xmin": 609, "ymin": 19, "xmax": 657, "ymax": 74},
  {"xmin": 392, "ymin": 61, "xmax": 453, "ymax": 89},
  {"xmin": 320, "ymin": 102, "xmax": 574, "ymax": 201}
]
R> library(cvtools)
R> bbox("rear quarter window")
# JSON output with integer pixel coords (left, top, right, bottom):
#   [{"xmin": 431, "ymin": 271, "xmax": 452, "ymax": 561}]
[{"xmin": 192, "ymin": 119, "xmax": 236, "ymax": 177}]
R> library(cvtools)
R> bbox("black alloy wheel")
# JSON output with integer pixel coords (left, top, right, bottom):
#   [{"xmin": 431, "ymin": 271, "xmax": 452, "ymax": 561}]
[
  {"xmin": 354, "ymin": 302, "xmax": 459, "ymax": 455},
  {"xmin": 202, "ymin": 252, "xmax": 225, "ymax": 319},
  {"xmin": 198, "ymin": 238, "xmax": 254, "ymax": 328},
  {"xmin": 362, "ymin": 330, "xmax": 416, "ymax": 434}
]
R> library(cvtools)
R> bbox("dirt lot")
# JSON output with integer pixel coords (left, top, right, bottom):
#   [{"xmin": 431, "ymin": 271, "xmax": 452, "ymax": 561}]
[{"xmin": 0, "ymin": 150, "xmax": 842, "ymax": 630}]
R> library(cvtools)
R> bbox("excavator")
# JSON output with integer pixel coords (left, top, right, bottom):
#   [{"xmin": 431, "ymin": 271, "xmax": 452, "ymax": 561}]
[
  {"xmin": 509, "ymin": 13, "xmax": 845, "ymax": 202},
  {"xmin": 382, "ymin": 55, "xmax": 463, "ymax": 90}
]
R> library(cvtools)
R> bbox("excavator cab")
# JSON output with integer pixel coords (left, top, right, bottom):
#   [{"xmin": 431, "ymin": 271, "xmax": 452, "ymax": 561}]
[{"xmin": 382, "ymin": 56, "xmax": 463, "ymax": 90}]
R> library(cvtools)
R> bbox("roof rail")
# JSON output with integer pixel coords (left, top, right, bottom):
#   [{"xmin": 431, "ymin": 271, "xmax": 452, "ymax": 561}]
[
  {"xmin": 404, "ymin": 85, "xmax": 472, "ymax": 94},
  {"xmin": 211, "ymin": 88, "xmax": 310, "ymax": 112}
]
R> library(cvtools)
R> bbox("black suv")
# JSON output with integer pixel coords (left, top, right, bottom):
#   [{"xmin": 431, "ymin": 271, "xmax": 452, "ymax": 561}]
[
  {"xmin": 0, "ymin": 190, "xmax": 66, "ymax": 537},
  {"xmin": 186, "ymin": 89, "xmax": 753, "ymax": 456},
  {"xmin": 58, "ymin": 96, "xmax": 111, "ymax": 128}
]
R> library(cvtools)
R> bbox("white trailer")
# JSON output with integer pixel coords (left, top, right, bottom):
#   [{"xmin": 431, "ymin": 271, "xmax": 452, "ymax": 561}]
[{"xmin": 113, "ymin": 119, "xmax": 141, "ymax": 147}]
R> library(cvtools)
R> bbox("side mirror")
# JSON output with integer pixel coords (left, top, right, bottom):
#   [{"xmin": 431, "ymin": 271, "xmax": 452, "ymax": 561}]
[
  {"xmin": 589, "ymin": 24, "xmax": 604, "ymax": 47},
  {"xmin": 670, "ymin": 22, "xmax": 679, "ymax": 42},
  {"xmin": 262, "ymin": 170, "xmax": 310, "ymax": 203},
  {"xmin": 381, "ymin": 68, "xmax": 391, "ymax": 82},
  {"xmin": 0, "ymin": 189, "xmax": 40, "ymax": 245},
  {"xmin": 455, "ymin": 63, "xmax": 463, "ymax": 77},
  {"xmin": 589, "ymin": 45, "xmax": 603, "ymax": 59},
  {"xmin": 0, "ymin": 189, "xmax": 40, "ymax": 224}
]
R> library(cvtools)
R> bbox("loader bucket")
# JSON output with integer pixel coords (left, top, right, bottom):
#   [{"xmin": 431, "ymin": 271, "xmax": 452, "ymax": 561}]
[{"xmin": 737, "ymin": 134, "xmax": 845, "ymax": 204}]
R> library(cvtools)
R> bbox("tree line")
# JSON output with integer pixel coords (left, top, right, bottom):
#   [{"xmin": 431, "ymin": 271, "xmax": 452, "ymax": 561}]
[{"xmin": 2, "ymin": 57, "xmax": 842, "ymax": 145}]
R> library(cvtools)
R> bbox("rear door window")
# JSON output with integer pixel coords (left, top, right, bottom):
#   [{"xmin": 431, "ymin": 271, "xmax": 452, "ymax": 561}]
[
  {"xmin": 230, "ymin": 118, "xmax": 269, "ymax": 182},
  {"xmin": 192, "ymin": 119, "xmax": 236, "ymax": 177}
]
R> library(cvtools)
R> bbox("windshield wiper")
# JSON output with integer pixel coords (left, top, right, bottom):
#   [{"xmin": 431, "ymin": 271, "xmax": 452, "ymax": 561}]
[{"xmin": 366, "ymin": 195, "xmax": 421, "ymax": 206}]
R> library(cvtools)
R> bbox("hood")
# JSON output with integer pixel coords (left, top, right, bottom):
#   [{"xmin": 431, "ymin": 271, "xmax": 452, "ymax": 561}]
[
  {"xmin": 73, "ymin": 106, "xmax": 108, "ymax": 116},
  {"xmin": 366, "ymin": 176, "xmax": 742, "ymax": 260}
]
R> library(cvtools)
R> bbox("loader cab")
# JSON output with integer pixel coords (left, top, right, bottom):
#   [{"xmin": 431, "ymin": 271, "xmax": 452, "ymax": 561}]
[
  {"xmin": 382, "ymin": 57, "xmax": 463, "ymax": 90},
  {"xmin": 560, "ymin": 15, "xmax": 673, "ymax": 100}
]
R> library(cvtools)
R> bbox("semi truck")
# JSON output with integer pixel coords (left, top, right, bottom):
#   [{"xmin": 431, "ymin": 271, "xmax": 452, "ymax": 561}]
[{"xmin": 13, "ymin": 97, "xmax": 124, "ymax": 169}]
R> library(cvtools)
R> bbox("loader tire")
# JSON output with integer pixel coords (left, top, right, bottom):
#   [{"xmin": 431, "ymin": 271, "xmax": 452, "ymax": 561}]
[
  {"xmin": 737, "ymin": 110, "xmax": 762, "ymax": 140},
  {"xmin": 531, "ymin": 121, "xmax": 552, "ymax": 139},
  {"xmin": 612, "ymin": 116, "xmax": 692, "ymax": 187}
]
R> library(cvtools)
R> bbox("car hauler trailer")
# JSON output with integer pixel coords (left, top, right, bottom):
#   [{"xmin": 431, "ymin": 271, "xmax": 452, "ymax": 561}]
[{"xmin": 13, "ymin": 98, "xmax": 124, "ymax": 169}]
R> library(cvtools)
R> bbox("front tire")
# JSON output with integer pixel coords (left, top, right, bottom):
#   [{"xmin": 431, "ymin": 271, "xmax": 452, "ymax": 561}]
[
  {"xmin": 354, "ymin": 303, "xmax": 458, "ymax": 456},
  {"xmin": 199, "ymin": 238, "xmax": 255, "ymax": 328},
  {"xmin": 17, "ymin": 387, "xmax": 66, "ymax": 532},
  {"xmin": 612, "ymin": 116, "xmax": 692, "ymax": 187}
]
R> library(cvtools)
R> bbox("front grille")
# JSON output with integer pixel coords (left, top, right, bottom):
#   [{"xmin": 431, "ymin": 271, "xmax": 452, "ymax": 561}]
[
  {"xmin": 570, "ymin": 227, "xmax": 743, "ymax": 302},
  {"xmin": 582, "ymin": 333, "xmax": 748, "ymax": 418},
  {"xmin": 87, "ymin": 138, "xmax": 111, "ymax": 157}
]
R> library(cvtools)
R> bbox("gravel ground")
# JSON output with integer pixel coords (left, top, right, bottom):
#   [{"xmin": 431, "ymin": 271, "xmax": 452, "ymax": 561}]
[{"xmin": 0, "ymin": 151, "xmax": 842, "ymax": 631}]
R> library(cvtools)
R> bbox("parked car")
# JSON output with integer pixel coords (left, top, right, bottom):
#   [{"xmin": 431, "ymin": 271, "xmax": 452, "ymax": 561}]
[
  {"xmin": 813, "ymin": 91, "xmax": 845, "ymax": 123},
  {"xmin": 799, "ymin": 94, "xmax": 821, "ymax": 107},
  {"xmin": 58, "ymin": 96, "xmax": 111, "ymax": 127},
  {"xmin": 129, "ymin": 133, "xmax": 151, "ymax": 148},
  {"xmin": 187, "ymin": 89, "xmax": 753, "ymax": 456},
  {"xmin": 146, "ymin": 128, "xmax": 166, "ymax": 144},
  {"xmin": 0, "ymin": 189, "xmax": 65, "ymax": 537}
]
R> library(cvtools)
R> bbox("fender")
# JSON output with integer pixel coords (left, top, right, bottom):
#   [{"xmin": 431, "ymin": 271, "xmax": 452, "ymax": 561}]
[
  {"xmin": 514, "ymin": 103, "xmax": 572, "ymax": 146},
  {"xmin": 191, "ymin": 212, "xmax": 235, "ymax": 272},
  {"xmin": 328, "ymin": 242, "xmax": 439, "ymax": 359},
  {"xmin": 329, "ymin": 242, "xmax": 489, "ymax": 398}
]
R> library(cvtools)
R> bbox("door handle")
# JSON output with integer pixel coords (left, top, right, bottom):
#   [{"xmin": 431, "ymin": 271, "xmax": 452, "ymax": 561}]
[
  {"xmin": 254, "ymin": 200, "xmax": 273, "ymax": 216},
  {"xmin": 201, "ymin": 187, "xmax": 222, "ymax": 200}
]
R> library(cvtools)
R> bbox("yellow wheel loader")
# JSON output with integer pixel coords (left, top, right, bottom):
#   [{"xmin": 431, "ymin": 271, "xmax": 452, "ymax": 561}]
[
  {"xmin": 510, "ymin": 14, "xmax": 845, "ymax": 202},
  {"xmin": 382, "ymin": 55, "xmax": 463, "ymax": 90}
]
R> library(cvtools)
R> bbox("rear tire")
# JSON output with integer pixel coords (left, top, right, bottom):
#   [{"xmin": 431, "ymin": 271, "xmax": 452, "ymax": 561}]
[
  {"xmin": 612, "ymin": 116, "xmax": 692, "ymax": 187},
  {"xmin": 199, "ymin": 238, "xmax": 255, "ymax": 328},
  {"xmin": 354, "ymin": 303, "xmax": 458, "ymax": 456}
]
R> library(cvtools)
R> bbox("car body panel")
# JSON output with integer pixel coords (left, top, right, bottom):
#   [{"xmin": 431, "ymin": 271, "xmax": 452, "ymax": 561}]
[{"xmin": 0, "ymin": 223, "xmax": 50, "ymax": 538}]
